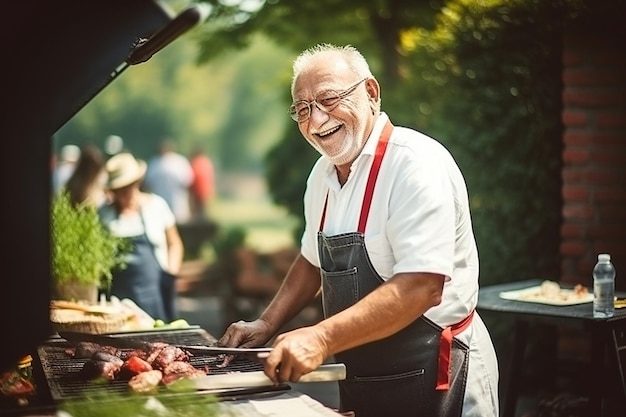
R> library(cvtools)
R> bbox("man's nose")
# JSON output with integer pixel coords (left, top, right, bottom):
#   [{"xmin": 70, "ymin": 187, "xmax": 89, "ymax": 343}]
[{"xmin": 309, "ymin": 102, "xmax": 329, "ymax": 124}]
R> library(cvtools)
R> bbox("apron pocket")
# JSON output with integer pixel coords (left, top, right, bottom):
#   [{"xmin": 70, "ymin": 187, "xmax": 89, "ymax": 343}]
[
  {"xmin": 352, "ymin": 368, "xmax": 425, "ymax": 382},
  {"xmin": 321, "ymin": 266, "xmax": 359, "ymax": 318},
  {"xmin": 340, "ymin": 369, "xmax": 435, "ymax": 417}
]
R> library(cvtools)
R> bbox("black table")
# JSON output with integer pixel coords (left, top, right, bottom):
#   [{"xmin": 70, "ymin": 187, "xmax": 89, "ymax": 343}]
[{"xmin": 477, "ymin": 279, "xmax": 626, "ymax": 417}]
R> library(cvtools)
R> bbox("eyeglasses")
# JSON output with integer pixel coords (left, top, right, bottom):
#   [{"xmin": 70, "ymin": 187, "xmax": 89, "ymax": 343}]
[{"xmin": 288, "ymin": 78, "xmax": 367, "ymax": 122}]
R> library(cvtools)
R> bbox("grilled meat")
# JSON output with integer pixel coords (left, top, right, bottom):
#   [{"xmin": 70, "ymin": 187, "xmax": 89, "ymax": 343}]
[
  {"xmin": 148, "ymin": 344, "xmax": 189, "ymax": 370},
  {"xmin": 216, "ymin": 354, "xmax": 235, "ymax": 368},
  {"xmin": 66, "ymin": 342, "xmax": 119, "ymax": 359},
  {"xmin": 117, "ymin": 356, "xmax": 153, "ymax": 380},
  {"xmin": 81, "ymin": 352, "xmax": 124, "ymax": 381},
  {"xmin": 76, "ymin": 340, "xmax": 203, "ymax": 387},
  {"xmin": 144, "ymin": 342, "xmax": 169, "ymax": 365},
  {"xmin": 161, "ymin": 361, "xmax": 206, "ymax": 385},
  {"xmin": 90, "ymin": 351, "xmax": 124, "ymax": 364},
  {"xmin": 123, "ymin": 348, "xmax": 149, "ymax": 361},
  {"xmin": 128, "ymin": 370, "xmax": 162, "ymax": 393}
]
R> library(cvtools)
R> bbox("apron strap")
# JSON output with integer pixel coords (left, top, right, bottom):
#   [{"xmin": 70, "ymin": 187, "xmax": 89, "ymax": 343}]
[
  {"xmin": 358, "ymin": 121, "xmax": 393, "ymax": 233},
  {"xmin": 318, "ymin": 120, "xmax": 394, "ymax": 232},
  {"xmin": 319, "ymin": 191, "xmax": 329, "ymax": 231},
  {"xmin": 436, "ymin": 309, "xmax": 475, "ymax": 390}
]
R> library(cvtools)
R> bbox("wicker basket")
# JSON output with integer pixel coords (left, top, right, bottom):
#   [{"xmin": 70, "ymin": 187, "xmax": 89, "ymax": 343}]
[{"xmin": 50, "ymin": 309, "xmax": 129, "ymax": 334}]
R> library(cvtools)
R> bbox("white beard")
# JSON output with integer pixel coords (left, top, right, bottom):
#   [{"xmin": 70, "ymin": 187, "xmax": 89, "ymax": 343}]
[{"xmin": 307, "ymin": 120, "xmax": 368, "ymax": 166}]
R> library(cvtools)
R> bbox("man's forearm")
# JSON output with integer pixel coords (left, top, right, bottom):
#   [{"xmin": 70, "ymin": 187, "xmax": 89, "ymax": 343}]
[
  {"xmin": 260, "ymin": 254, "xmax": 321, "ymax": 334},
  {"xmin": 317, "ymin": 272, "xmax": 445, "ymax": 356}
]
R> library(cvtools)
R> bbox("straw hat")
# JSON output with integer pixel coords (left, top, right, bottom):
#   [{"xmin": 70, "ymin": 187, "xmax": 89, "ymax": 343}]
[{"xmin": 105, "ymin": 152, "xmax": 146, "ymax": 190}]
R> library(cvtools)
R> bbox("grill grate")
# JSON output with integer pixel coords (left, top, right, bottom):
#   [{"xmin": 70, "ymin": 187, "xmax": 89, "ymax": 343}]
[{"xmin": 37, "ymin": 328, "xmax": 268, "ymax": 401}]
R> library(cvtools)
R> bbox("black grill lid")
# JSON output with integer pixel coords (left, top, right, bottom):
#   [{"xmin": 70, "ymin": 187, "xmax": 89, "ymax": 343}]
[{"xmin": 0, "ymin": 0, "xmax": 204, "ymax": 373}]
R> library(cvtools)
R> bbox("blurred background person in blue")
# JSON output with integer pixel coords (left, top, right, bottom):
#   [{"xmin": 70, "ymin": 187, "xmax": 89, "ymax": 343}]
[
  {"xmin": 99, "ymin": 152, "xmax": 185, "ymax": 322},
  {"xmin": 64, "ymin": 143, "xmax": 109, "ymax": 208},
  {"xmin": 143, "ymin": 139, "xmax": 193, "ymax": 224},
  {"xmin": 52, "ymin": 144, "xmax": 81, "ymax": 195}
]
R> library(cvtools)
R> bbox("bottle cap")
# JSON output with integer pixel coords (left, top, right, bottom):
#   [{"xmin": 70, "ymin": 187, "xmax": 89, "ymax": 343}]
[{"xmin": 598, "ymin": 253, "xmax": 611, "ymax": 262}]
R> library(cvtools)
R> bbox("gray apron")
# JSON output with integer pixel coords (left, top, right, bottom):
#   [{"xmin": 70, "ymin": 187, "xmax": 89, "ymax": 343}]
[
  {"xmin": 318, "ymin": 121, "xmax": 471, "ymax": 417},
  {"xmin": 109, "ymin": 211, "xmax": 167, "ymax": 321}
]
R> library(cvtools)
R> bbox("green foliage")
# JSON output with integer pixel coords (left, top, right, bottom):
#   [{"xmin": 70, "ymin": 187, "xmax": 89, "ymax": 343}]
[
  {"xmin": 264, "ymin": 122, "xmax": 319, "ymax": 241},
  {"xmin": 51, "ymin": 191, "xmax": 131, "ymax": 289},
  {"xmin": 211, "ymin": 226, "xmax": 247, "ymax": 256},
  {"xmin": 408, "ymin": 0, "xmax": 572, "ymax": 287},
  {"xmin": 253, "ymin": 0, "xmax": 579, "ymax": 290},
  {"xmin": 391, "ymin": 0, "xmax": 586, "ymax": 363},
  {"xmin": 54, "ymin": 0, "xmax": 588, "ymax": 294},
  {"xmin": 57, "ymin": 382, "xmax": 229, "ymax": 417},
  {"xmin": 209, "ymin": 226, "xmax": 248, "ymax": 284}
]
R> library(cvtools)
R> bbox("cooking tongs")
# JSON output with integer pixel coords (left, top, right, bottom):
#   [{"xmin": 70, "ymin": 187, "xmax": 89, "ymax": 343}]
[{"xmin": 58, "ymin": 331, "xmax": 272, "ymax": 358}]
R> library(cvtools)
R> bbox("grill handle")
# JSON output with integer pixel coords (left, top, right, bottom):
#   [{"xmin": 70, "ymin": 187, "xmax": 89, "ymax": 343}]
[{"xmin": 193, "ymin": 363, "xmax": 346, "ymax": 391}]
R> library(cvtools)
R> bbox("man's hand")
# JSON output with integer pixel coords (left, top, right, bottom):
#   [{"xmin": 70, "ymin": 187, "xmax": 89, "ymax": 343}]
[
  {"xmin": 217, "ymin": 319, "xmax": 273, "ymax": 348},
  {"xmin": 262, "ymin": 325, "xmax": 329, "ymax": 384}
]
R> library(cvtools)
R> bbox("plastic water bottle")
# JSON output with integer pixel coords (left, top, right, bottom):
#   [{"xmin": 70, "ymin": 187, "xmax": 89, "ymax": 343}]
[{"xmin": 593, "ymin": 253, "xmax": 615, "ymax": 318}]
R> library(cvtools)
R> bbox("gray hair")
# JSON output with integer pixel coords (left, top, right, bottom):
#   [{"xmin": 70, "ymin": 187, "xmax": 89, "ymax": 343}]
[{"xmin": 291, "ymin": 44, "xmax": 374, "ymax": 95}]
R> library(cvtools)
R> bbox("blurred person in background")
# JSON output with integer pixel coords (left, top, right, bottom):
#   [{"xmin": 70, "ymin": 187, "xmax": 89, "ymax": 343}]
[
  {"xmin": 64, "ymin": 143, "xmax": 108, "ymax": 208},
  {"xmin": 52, "ymin": 144, "xmax": 80, "ymax": 195},
  {"xmin": 189, "ymin": 143, "xmax": 216, "ymax": 221},
  {"xmin": 218, "ymin": 44, "xmax": 499, "ymax": 417},
  {"xmin": 99, "ymin": 152, "xmax": 185, "ymax": 322},
  {"xmin": 104, "ymin": 134, "xmax": 125, "ymax": 159},
  {"xmin": 142, "ymin": 139, "xmax": 193, "ymax": 224}
]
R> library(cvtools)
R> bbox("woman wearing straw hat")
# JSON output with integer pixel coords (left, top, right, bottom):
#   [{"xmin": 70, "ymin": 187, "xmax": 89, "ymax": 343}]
[{"xmin": 98, "ymin": 152, "xmax": 185, "ymax": 322}]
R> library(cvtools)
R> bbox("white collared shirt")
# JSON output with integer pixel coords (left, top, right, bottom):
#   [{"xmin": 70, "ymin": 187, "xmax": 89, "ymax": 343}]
[{"xmin": 300, "ymin": 112, "xmax": 479, "ymax": 327}]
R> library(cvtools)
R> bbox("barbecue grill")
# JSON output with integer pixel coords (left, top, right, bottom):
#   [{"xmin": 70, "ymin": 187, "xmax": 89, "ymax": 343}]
[
  {"xmin": 0, "ymin": 327, "xmax": 292, "ymax": 415},
  {"xmin": 38, "ymin": 328, "xmax": 286, "ymax": 402}
]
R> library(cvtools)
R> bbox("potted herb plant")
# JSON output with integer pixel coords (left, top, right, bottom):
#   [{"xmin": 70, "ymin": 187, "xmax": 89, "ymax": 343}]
[{"xmin": 51, "ymin": 190, "xmax": 130, "ymax": 303}]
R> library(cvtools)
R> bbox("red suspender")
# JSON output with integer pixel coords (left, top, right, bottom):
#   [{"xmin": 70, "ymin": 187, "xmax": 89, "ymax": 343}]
[
  {"xmin": 319, "ymin": 120, "xmax": 394, "ymax": 232},
  {"xmin": 358, "ymin": 121, "xmax": 394, "ymax": 233}
]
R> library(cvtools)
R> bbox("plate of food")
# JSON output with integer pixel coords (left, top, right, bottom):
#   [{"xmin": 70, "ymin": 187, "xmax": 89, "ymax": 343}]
[{"xmin": 499, "ymin": 280, "xmax": 593, "ymax": 306}]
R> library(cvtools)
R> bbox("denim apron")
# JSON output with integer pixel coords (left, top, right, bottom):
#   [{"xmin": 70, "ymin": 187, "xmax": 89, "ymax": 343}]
[
  {"xmin": 110, "ymin": 211, "xmax": 167, "ymax": 321},
  {"xmin": 318, "ymin": 121, "xmax": 471, "ymax": 417},
  {"xmin": 159, "ymin": 269, "xmax": 178, "ymax": 322}
]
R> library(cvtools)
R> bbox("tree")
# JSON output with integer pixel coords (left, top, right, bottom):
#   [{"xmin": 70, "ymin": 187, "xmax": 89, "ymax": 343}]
[
  {"xmin": 190, "ymin": 0, "xmax": 587, "ymax": 289},
  {"xmin": 192, "ymin": 0, "xmax": 446, "ymax": 234}
]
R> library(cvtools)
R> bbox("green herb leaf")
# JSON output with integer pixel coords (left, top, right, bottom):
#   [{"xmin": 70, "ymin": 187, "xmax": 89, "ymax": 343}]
[{"xmin": 51, "ymin": 190, "xmax": 131, "ymax": 289}]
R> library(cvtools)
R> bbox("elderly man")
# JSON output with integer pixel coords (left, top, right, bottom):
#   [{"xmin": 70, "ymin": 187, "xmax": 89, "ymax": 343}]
[{"xmin": 219, "ymin": 44, "xmax": 499, "ymax": 417}]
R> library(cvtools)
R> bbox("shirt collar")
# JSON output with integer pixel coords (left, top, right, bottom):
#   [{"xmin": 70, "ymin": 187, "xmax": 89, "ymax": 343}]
[
  {"xmin": 359, "ymin": 112, "xmax": 390, "ymax": 158},
  {"xmin": 322, "ymin": 112, "xmax": 390, "ymax": 180}
]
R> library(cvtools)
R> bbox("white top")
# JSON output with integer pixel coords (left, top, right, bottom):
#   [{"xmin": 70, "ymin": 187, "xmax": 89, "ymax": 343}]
[
  {"xmin": 300, "ymin": 112, "xmax": 479, "ymax": 328},
  {"xmin": 98, "ymin": 193, "xmax": 176, "ymax": 270},
  {"xmin": 300, "ymin": 113, "xmax": 499, "ymax": 417},
  {"xmin": 52, "ymin": 162, "xmax": 76, "ymax": 194},
  {"xmin": 143, "ymin": 152, "xmax": 193, "ymax": 223}
]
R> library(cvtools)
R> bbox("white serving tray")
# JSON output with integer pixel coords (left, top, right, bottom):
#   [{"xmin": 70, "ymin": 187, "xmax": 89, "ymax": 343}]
[{"xmin": 499, "ymin": 285, "xmax": 593, "ymax": 306}]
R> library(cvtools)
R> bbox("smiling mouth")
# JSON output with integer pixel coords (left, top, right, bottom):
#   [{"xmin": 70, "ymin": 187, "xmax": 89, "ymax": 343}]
[{"xmin": 316, "ymin": 125, "xmax": 342, "ymax": 138}]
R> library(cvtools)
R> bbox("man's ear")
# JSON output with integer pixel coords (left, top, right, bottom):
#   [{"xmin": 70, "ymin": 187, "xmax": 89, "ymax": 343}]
[{"xmin": 365, "ymin": 78, "xmax": 380, "ymax": 102}]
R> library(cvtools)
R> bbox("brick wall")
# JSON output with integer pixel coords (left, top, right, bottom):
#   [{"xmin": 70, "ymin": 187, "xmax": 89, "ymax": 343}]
[{"xmin": 560, "ymin": 23, "xmax": 626, "ymax": 289}]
